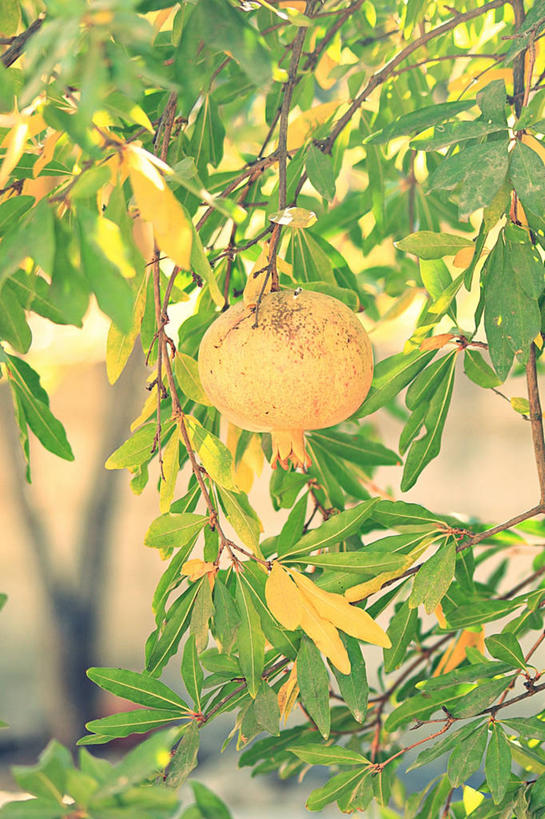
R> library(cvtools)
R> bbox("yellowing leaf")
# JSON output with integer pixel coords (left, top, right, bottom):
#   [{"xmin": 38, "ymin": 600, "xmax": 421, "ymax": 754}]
[
  {"xmin": 244, "ymin": 248, "xmax": 271, "ymax": 309},
  {"xmin": 278, "ymin": 663, "xmax": 299, "ymax": 724},
  {"xmin": 182, "ymin": 559, "xmax": 216, "ymax": 582},
  {"xmin": 449, "ymin": 68, "xmax": 512, "ymax": 95},
  {"xmin": 286, "ymin": 101, "xmax": 340, "ymax": 152},
  {"xmin": 453, "ymin": 245, "xmax": 476, "ymax": 268},
  {"xmin": 298, "ymin": 596, "xmax": 350, "ymax": 674},
  {"xmin": 463, "ymin": 786, "xmax": 484, "ymax": 815},
  {"xmin": 159, "ymin": 426, "xmax": 180, "ymax": 514},
  {"xmin": 434, "ymin": 603, "xmax": 447, "ymax": 629},
  {"xmin": 131, "ymin": 383, "xmax": 157, "ymax": 431},
  {"xmin": 33, "ymin": 130, "xmax": 62, "ymax": 177},
  {"xmin": 270, "ymin": 207, "xmax": 317, "ymax": 228},
  {"xmin": 0, "ymin": 118, "xmax": 29, "ymax": 188},
  {"xmin": 265, "ymin": 563, "xmax": 302, "ymax": 631},
  {"xmin": 433, "ymin": 628, "xmax": 485, "ymax": 676},
  {"xmin": 291, "ymin": 570, "xmax": 391, "ymax": 649},
  {"xmin": 124, "ymin": 144, "xmax": 192, "ymax": 270},
  {"xmin": 419, "ymin": 333, "xmax": 456, "ymax": 351}
]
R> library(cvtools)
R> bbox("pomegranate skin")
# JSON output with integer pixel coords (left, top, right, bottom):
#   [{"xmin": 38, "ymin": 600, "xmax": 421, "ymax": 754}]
[{"xmin": 198, "ymin": 289, "xmax": 373, "ymax": 434}]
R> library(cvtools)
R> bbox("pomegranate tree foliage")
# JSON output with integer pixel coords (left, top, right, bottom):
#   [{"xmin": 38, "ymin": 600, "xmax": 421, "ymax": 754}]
[{"xmin": 3, "ymin": 0, "xmax": 545, "ymax": 816}]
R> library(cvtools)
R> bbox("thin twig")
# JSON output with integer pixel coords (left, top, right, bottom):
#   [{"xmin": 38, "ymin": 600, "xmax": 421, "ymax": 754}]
[{"xmin": 1, "ymin": 16, "xmax": 44, "ymax": 67}]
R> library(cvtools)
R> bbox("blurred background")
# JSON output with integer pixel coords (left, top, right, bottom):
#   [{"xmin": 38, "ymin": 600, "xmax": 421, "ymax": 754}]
[{"xmin": 0, "ymin": 294, "xmax": 541, "ymax": 817}]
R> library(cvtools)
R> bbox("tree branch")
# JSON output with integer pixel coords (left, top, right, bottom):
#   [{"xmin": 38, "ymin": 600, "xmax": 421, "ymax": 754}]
[
  {"xmin": 526, "ymin": 344, "xmax": 545, "ymax": 503},
  {"xmin": 1, "ymin": 16, "xmax": 44, "ymax": 68}
]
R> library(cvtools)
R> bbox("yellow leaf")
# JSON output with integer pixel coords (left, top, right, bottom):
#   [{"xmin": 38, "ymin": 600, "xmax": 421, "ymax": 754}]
[
  {"xmin": 344, "ymin": 540, "xmax": 430, "ymax": 602},
  {"xmin": 33, "ymin": 130, "xmax": 62, "ymax": 177},
  {"xmin": 463, "ymin": 786, "xmax": 485, "ymax": 815},
  {"xmin": 434, "ymin": 603, "xmax": 447, "ymax": 629},
  {"xmin": 433, "ymin": 628, "xmax": 485, "ymax": 677},
  {"xmin": 97, "ymin": 215, "xmax": 136, "ymax": 278},
  {"xmin": 448, "ymin": 68, "xmax": 512, "ymax": 95},
  {"xmin": 130, "ymin": 384, "xmax": 158, "ymax": 431},
  {"xmin": 452, "ymin": 245, "xmax": 475, "ymax": 268},
  {"xmin": 277, "ymin": 256, "xmax": 294, "ymax": 280},
  {"xmin": 286, "ymin": 101, "xmax": 340, "ymax": 152},
  {"xmin": 298, "ymin": 595, "xmax": 350, "ymax": 674},
  {"xmin": 0, "ymin": 118, "xmax": 29, "ymax": 188},
  {"xmin": 315, "ymin": 52, "xmax": 338, "ymax": 90},
  {"xmin": 522, "ymin": 132, "xmax": 545, "ymax": 165},
  {"xmin": 124, "ymin": 144, "xmax": 192, "ymax": 270},
  {"xmin": 278, "ymin": 663, "xmax": 299, "ymax": 724},
  {"xmin": 290, "ymin": 570, "xmax": 391, "ymax": 649},
  {"xmin": 278, "ymin": 0, "xmax": 306, "ymax": 8},
  {"xmin": 182, "ymin": 559, "xmax": 216, "ymax": 582},
  {"xmin": 535, "ymin": 333, "xmax": 544, "ymax": 350},
  {"xmin": 265, "ymin": 563, "xmax": 302, "ymax": 631}
]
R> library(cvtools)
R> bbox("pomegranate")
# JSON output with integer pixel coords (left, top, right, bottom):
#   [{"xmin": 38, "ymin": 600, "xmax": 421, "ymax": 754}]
[{"xmin": 198, "ymin": 289, "xmax": 373, "ymax": 469}]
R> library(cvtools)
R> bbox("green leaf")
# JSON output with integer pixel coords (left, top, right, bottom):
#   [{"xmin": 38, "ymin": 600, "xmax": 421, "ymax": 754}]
[
  {"xmin": 286, "ymin": 228, "xmax": 336, "ymax": 283},
  {"xmin": 365, "ymin": 100, "xmax": 475, "ymax": 143},
  {"xmin": 105, "ymin": 422, "xmax": 170, "ymax": 470},
  {"xmin": 6, "ymin": 355, "xmax": 73, "ymax": 461},
  {"xmin": 279, "ymin": 498, "xmax": 379, "ymax": 559},
  {"xmin": 0, "ymin": 284, "xmax": 31, "ymax": 352},
  {"xmin": 356, "ymin": 350, "xmax": 436, "ymax": 417},
  {"xmin": 447, "ymin": 722, "xmax": 488, "ymax": 787},
  {"xmin": 449, "ymin": 675, "xmax": 515, "ymax": 718},
  {"xmin": 147, "ymin": 581, "xmax": 204, "ymax": 676},
  {"xmin": 144, "ymin": 512, "xmax": 208, "ymax": 550},
  {"xmin": 384, "ymin": 686, "xmax": 469, "ymax": 731},
  {"xmin": 306, "ymin": 144, "xmax": 336, "ymax": 200},
  {"xmin": 501, "ymin": 716, "xmax": 545, "ymax": 741},
  {"xmin": 193, "ymin": 0, "xmax": 272, "ymax": 87},
  {"xmin": 477, "ymin": 79, "xmax": 508, "ymax": 125},
  {"xmin": 213, "ymin": 578, "xmax": 240, "ymax": 654},
  {"xmin": 306, "ymin": 768, "xmax": 370, "ymax": 812},
  {"xmin": 235, "ymin": 573, "xmax": 265, "ymax": 698},
  {"xmin": 175, "ymin": 353, "xmax": 212, "ymax": 406},
  {"xmin": 84, "ymin": 709, "xmax": 182, "ymax": 741},
  {"xmin": 407, "ymin": 720, "xmax": 485, "ymax": 772},
  {"xmin": 428, "ymin": 140, "xmax": 509, "ymax": 218},
  {"xmin": 159, "ymin": 426, "xmax": 180, "ymax": 514},
  {"xmin": 486, "ymin": 723, "xmax": 511, "ymax": 804},
  {"xmin": 406, "ymin": 352, "xmax": 458, "ymax": 411},
  {"xmin": 372, "ymin": 499, "xmax": 445, "ymax": 529},
  {"xmin": 396, "ymin": 231, "xmax": 473, "ymax": 259},
  {"xmin": 218, "ymin": 488, "xmax": 260, "ymax": 553},
  {"xmin": 464, "ymin": 349, "xmax": 502, "ymax": 388},
  {"xmin": 186, "ymin": 415, "xmax": 237, "ymax": 490},
  {"xmin": 276, "ymin": 493, "xmax": 307, "ymax": 556},
  {"xmin": 86, "ymin": 667, "xmax": 189, "ymax": 712},
  {"xmin": 384, "ymin": 600, "xmax": 419, "ymax": 672},
  {"xmin": 484, "ymin": 234, "xmax": 540, "ymax": 378},
  {"xmin": 254, "ymin": 681, "xmax": 280, "ymax": 736},
  {"xmin": 509, "ymin": 140, "xmax": 545, "ymax": 214},
  {"xmin": 165, "ymin": 721, "xmax": 199, "ymax": 788},
  {"xmin": 485, "ymin": 633, "xmax": 527, "ymax": 669},
  {"xmin": 192, "ymin": 781, "xmax": 233, "ymax": 819},
  {"xmin": 0, "ymin": 798, "xmax": 70, "ymax": 818},
  {"xmin": 409, "ymin": 538, "xmax": 455, "ymax": 613},
  {"xmin": 308, "ymin": 429, "xmax": 400, "ymax": 467},
  {"xmin": 289, "ymin": 744, "xmax": 368, "ymax": 766},
  {"xmin": 11, "ymin": 741, "xmax": 69, "ymax": 804},
  {"xmin": 78, "ymin": 208, "xmax": 134, "ymax": 334},
  {"xmin": 92, "ymin": 727, "xmax": 181, "ymax": 797},
  {"xmin": 445, "ymin": 598, "xmax": 522, "ymax": 629},
  {"xmin": 181, "ymin": 635, "xmax": 203, "ymax": 711},
  {"xmin": 419, "ymin": 661, "xmax": 513, "ymax": 692},
  {"xmin": 401, "ymin": 352, "xmax": 456, "ymax": 491},
  {"xmin": 330, "ymin": 635, "xmax": 368, "ymax": 723},
  {"xmin": 0, "ymin": 1, "xmax": 21, "ymax": 36},
  {"xmin": 190, "ymin": 576, "xmax": 214, "ymax": 652},
  {"xmin": 288, "ymin": 549, "xmax": 405, "ymax": 575},
  {"xmin": 190, "ymin": 95, "xmax": 225, "ymax": 173},
  {"xmin": 0, "ymin": 200, "xmax": 55, "ymax": 288},
  {"xmin": 410, "ymin": 120, "xmax": 506, "ymax": 151},
  {"xmin": 297, "ymin": 636, "xmax": 330, "ymax": 739}
]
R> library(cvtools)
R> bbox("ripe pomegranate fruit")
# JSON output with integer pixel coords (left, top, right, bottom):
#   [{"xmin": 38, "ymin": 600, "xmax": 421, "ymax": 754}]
[{"xmin": 198, "ymin": 289, "xmax": 373, "ymax": 469}]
